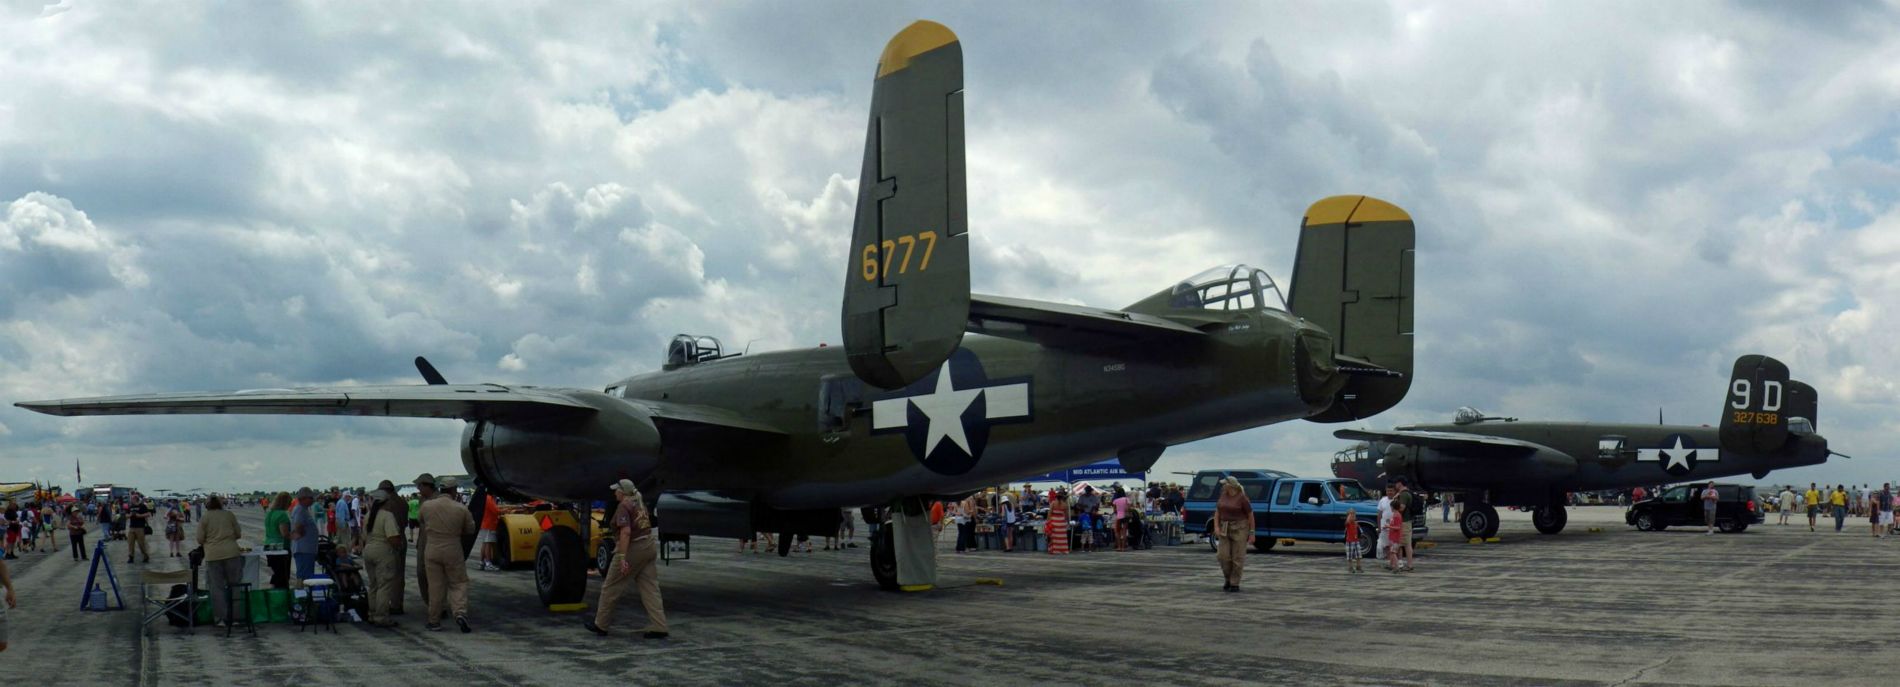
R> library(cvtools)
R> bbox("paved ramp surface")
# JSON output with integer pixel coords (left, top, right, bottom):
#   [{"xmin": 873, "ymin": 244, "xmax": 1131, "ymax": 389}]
[{"xmin": 5, "ymin": 506, "xmax": 1895, "ymax": 685}]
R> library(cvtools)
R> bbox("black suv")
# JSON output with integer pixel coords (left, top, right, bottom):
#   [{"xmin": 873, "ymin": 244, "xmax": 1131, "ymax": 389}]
[{"xmin": 1626, "ymin": 483, "xmax": 1763, "ymax": 533}]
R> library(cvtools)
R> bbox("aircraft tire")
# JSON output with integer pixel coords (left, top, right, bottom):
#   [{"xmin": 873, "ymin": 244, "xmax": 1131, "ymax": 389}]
[
  {"xmin": 535, "ymin": 527, "xmax": 587, "ymax": 607},
  {"xmin": 870, "ymin": 526, "xmax": 898, "ymax": 591},
  {"xmin": 1459, "ymin": 505, "xmax": 1498, "ymax": 539},
  {"xmin": 489, "ymin": 522, "xmax": 511, "ymax": 569},
  {"xmin": 1532, "ymin": 506, "xmax": 1567, "ymax": 535},
  {"xmin": 594, "ymin": 538, "xmax": 616, "ymax": 577}
]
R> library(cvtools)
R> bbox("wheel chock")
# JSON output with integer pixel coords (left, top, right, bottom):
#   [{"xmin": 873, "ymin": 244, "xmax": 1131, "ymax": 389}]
[
  {"xmin": 1586, "ymin": 527, "xmax": 1603, "ymax": 533},
  {"xmin": 547, "ymin": 602, "xmax": 588, "ymax": 613},
  {"xmin": 898, "ymin": 584, "xmax": 934, "ymax": 593},
  {"xmin": 974, "ymin": 578, "xmax": 1004, "ymax": 586},
  {"xmin": 1278, "ymin": 539, "xmax": 1296, "ymax": 546},
  {"xmin": 1416, "ymin": 541, "xmax": 1437, "ymax": 549},
  {"xmin": 1483, "ymin": 537, "xmax": 1502, "ymax": 543},
  {"xmin": 1467, "ymin": 537, "xmax": 1483, "ymax": 544}
]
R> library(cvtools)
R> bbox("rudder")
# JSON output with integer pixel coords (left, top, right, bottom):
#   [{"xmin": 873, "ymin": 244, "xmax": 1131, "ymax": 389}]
[
  {"xmin": 1719, "ymin": 354, "xmax": 1791, "ymax": 453},
  {"xmin": 842, "ymin": 20, "xmax": 971, "ymax": 390},
  {"xmin": 1288, "ymin": 195, "xmax": 1415, "ymax": 422}
]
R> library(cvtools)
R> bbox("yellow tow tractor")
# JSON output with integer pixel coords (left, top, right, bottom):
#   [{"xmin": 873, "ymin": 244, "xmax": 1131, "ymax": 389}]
[{"xmin": 486, "ymin": 502, "xmax": 611, "ymax": 577}]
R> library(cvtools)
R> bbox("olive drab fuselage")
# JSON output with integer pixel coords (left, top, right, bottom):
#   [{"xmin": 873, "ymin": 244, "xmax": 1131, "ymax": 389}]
[{"xmin": 607, "ymin": 305, "xmax": 1333, "ymax": 510}]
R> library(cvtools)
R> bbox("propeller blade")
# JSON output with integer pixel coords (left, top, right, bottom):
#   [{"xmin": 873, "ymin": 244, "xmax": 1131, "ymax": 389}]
[{"xmin": 415, "ymin": 356, "xmax": 448, "ymax": 385}]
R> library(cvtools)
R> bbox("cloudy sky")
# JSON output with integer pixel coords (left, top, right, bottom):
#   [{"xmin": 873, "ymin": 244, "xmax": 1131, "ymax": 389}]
[{"xmin": 3, "ymin": 1, "xmax": 1898, "ymax": 493}]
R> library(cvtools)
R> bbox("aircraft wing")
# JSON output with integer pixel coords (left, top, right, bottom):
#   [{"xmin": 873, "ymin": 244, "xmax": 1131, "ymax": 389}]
[
  {"xmin": 631, "ymin": 400, "xmax": 786, "ymax": 436},
  {"xmin": 968, "ymin": 294, "xmax": 1205, "ymax": 347},
  {"xmin": 13, "ymin": 384, "xmax": 598, "ymax": 422},
  {"xmin": 1333, "ymin": 428, "xmax": 1544, "ymax": 459}
]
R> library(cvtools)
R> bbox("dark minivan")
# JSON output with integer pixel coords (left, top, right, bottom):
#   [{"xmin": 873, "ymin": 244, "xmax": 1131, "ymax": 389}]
[{"xmin": 1626, "ymin": 483, "xmax": 1763, "ymax": 533}]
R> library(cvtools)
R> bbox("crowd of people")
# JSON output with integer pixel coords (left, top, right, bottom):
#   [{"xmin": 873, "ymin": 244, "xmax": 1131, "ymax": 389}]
[
  {"xmin": 0, "ymin": 475, "xmax": 672, "ymax": 644},
  {"xmin": 1768, "ymin": 483, "xmax": 1898, "ymax": 536}
]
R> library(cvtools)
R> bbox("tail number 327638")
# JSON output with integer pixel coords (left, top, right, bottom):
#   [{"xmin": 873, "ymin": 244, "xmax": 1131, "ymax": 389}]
[{"xmin": 861, "ymin": 231, "xmax": 939, "ymax": 281}]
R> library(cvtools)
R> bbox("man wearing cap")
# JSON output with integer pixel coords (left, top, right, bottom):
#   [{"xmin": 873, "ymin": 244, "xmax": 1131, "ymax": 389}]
[
  {"xmin": 361, "ymin": 489, "xmax": 403, "ymax": 628},
  {"xmin": 288, "ymin": 487, "xmax": 321, "ymax": 580},
  {"xmin": 416, "ymin": 473, "xmax": 477, "ymax": 632},
  {"xmin": 585, "ymin": 479, "xmax": 668, "ymax": 639},
  {"xmin": 376, "ymin": 479, "xmax": 409, "ymax": 615}
]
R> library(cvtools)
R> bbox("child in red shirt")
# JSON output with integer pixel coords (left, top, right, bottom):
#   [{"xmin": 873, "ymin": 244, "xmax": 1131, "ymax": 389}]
[
  {"xmin": 1384, "ymin": 506, "xmax": 1404, "ymax": 573},
  {"xmin": 1344, "ymin": 508, "xmax": 1363, "ymax": 573}
]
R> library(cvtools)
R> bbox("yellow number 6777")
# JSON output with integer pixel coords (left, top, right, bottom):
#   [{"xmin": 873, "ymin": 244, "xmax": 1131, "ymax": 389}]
[{"xmin": 860, "ymin": 230, "xmax": 939, "ymax": 281}]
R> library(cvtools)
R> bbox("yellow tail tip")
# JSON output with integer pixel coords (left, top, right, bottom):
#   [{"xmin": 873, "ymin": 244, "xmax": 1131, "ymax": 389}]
[
  {"xmin": 878, "ymin": 20, "xmax": 959, "ymax": 77},
  {"xmin": 1304, "ymin": 195, "xmax": 1411, "ymax": 226}
]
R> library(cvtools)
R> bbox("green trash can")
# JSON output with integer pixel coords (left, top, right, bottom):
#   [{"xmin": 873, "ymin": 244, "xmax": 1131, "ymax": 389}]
[
  {"xmin": 266, "ymin": 588, "xmax": 292, "ymax": 623},
  {"xmin": 194, "ymin": 592, "xmax": 212, "ymax": 625}
]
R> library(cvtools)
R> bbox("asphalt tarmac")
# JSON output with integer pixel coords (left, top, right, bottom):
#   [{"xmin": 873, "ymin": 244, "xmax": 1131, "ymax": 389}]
[{"xmin": 4, "ymin": 505, "xmax": 1896, "ymax": 685}]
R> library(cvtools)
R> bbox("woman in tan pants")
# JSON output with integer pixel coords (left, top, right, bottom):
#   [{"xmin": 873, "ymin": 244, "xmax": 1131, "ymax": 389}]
[{"xmin": 1209, "ymin": 477, "xmax": 1256, "ymax": 592}]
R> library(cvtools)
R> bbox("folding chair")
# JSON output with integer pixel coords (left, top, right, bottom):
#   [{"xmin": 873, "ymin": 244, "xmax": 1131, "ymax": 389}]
[{"xmin": 140, "ymin": 566, "xmax": 197, "ymax": 636}]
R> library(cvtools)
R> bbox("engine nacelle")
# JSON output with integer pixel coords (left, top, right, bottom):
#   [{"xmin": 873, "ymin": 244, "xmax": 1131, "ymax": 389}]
[
  {"xmin": 461, "ymin": 392, "xmax": 662, "ymax": 503},
  {"xmin": 1381, "ymin": 443, "xmax": 1578, "ymax": 495}
]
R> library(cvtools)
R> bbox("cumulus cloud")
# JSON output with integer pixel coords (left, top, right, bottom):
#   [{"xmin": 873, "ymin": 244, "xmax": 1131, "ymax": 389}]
[{"xmin": 2, "ymin": 2, "xmax": 1898, "ymax": 492}]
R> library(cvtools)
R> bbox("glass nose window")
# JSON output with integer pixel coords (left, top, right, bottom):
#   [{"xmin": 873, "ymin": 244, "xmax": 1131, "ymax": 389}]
[{"xmin": 1168, "ymin": 264, "xmax": 1287, "ymax": 312}]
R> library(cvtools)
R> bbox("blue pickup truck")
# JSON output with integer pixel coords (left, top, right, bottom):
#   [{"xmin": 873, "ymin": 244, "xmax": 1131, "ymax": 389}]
[{"xmin": 1181, "ymin": 469, "xmax": 1428, "ymax": 552}]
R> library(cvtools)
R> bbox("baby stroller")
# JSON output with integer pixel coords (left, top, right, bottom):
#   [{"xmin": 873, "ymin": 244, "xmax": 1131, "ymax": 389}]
[{"xmin": 315, "ymin": 538, "xmax": 367, "ymax": 621}]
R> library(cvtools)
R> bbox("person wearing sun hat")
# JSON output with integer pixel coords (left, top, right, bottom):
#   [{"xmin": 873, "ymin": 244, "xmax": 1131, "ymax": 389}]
[{"xmin": 585, "ymin": 478, "xmax": 668, "ymax": 639}]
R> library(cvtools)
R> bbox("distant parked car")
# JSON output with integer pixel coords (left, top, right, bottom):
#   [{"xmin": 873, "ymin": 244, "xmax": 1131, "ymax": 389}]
[{"xmin": 1626, "ymin": 483, "xmax": 1763, "ymax": 533}]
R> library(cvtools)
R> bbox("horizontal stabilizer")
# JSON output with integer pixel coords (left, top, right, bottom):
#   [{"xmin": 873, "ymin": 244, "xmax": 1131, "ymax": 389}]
[
  {"xmin": 14, "ymin": 384, "xmax": 598, "ymax": 422},
  {"xmin": 967, "ymin": 294, "xmax": 1204, "ymax": 346}
]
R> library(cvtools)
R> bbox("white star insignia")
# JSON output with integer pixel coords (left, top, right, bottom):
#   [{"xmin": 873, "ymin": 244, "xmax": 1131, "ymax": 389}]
[{"xmin": 907, "ymin": 366, "xmax": 982, "ymax": 456}]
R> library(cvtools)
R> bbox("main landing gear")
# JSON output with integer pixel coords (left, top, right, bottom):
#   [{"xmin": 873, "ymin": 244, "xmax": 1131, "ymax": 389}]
[
  {"xmin": 1531, "ymin": 504, "xmax": 1568, "ymax": 535},
  {"xmin": 1459, "ymin": 502, "xmax": 1500, "ymax": 540}
]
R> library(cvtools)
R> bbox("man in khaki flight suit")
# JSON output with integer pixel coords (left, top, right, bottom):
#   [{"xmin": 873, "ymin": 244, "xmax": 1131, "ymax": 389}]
[
  {"xmin": 360, "ymin": 489, "xmax": 403, "ymax": 628},
  {"xmin": 375, "ymin": 479, "xmax": 408, "ymax": 615},
  {"xmin": 584, "ymin": 479, "xmax": 668, "ymax": 639},
  {"xmin": 415, "ymin": 473, "xmax": 476, "ymax": 632}
]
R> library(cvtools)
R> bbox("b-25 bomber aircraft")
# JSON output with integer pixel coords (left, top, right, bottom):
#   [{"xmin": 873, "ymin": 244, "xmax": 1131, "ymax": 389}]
[
  {"xmin": 1332, "ymin": 354, "xmax": 1840, "ymax": 540},
  {"xmin": 17, "ymin": 21, "xmax": 1418, "ymax": 603}
]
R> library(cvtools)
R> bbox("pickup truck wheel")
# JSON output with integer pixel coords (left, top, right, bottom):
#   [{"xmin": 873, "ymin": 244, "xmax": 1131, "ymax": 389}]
[
  {"xmin": 1358, "ymin": 523, "xmax": 1378, "ymax": 552},
  {"xmin": 1251, "ymin": 538, "xmax": 1274, "ymax": 554},
  {"xmin": 1717, "ymin": 521, "xmax": 1737, "ymax": 533},
  {"xmin": 1732, "ymin": 523, "xmax": 1749, "ymax": 533}
]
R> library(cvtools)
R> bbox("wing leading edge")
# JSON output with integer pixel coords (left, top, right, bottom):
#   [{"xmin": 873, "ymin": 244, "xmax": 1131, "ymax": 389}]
[{"xmin": 14, "ymin": 384, "xmax": 598, "ymax": 422}]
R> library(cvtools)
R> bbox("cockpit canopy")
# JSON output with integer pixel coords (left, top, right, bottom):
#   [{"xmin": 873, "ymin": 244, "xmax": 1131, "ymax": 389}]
[
  {"xmin": 665, "ymin": 334, "xmax": 729, "ymax": 370},
  {"xmin": 1168, "ymin": 264, "xmax": 1287, "ymax": 312},
  {"xmin": 1453, "ymin": 406, "xmax": 1486, "ymax": 425}
]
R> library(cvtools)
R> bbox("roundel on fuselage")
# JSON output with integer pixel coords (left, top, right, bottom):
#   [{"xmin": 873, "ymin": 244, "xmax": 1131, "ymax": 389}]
[{"xmin": 867, "ymin": 348, "xmax": 1033, "ymax": 475}]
